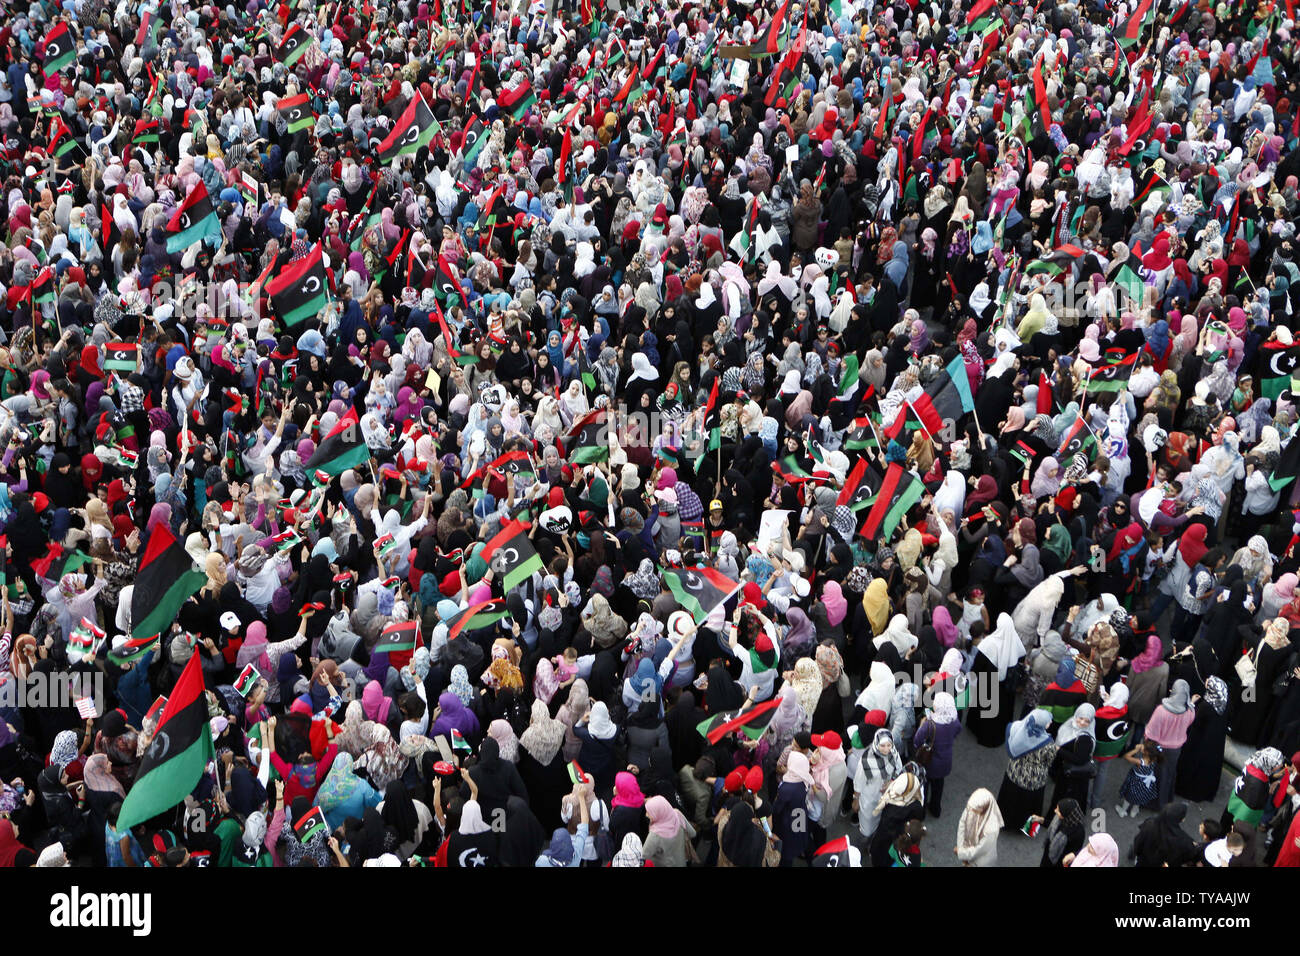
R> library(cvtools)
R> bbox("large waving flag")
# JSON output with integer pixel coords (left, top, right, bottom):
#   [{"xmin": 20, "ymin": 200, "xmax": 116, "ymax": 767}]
[
  {"xmin": 304, "ymin": 406, "xmax": 369, "ymax": 477},
  {"xmin": 377, "ymin": 94, "xmax": 439, "ymax": 165},
  {"xmin": 42, "ymin": 21, "xmax": 76, "ymax": 73},
  {"xmin": 132, "ymin": 525, "xmax": 207, "ymax": 641},
  {"xmin": 481, "ymin": 520, "xmax": 544, "ymax": 592},
  {"xmin": 277, "ymin": 92, "xmax": 315, "ymax": 134},
  {"xmin": 276, "ymin": 23, "xmax": 315, "ymax": 66},
  {"xmin": 116, "ymin": 652, "xmax": 215, "ymax": 829},
  {"xmin": 860, "ymin": 463, "xmax": 923, "ymax": 542},
  {"xmin": 663, "ymin": 566, "xmax": 741, "ymax": 624},
  {"xmin": 265, "ymin": 243, "xmax": 329, "ymax": 327},
  {"xmin": 165, "ymin": 181, "xmax": 221, "ymax": 254}
]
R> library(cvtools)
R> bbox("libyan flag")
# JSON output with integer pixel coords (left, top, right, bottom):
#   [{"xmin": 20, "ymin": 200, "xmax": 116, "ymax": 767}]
[
  {"xmin": 446, "ymin": 599, "xmax": 510, "ymax": 641},
  {"xmin": 376, "ymin": 620, "xmax": 420, "ymax": 654},
  {"xmin": 1056, "ymin": 412, "xmax": 1097, "ymax": 462},
  {"xmin": 497, "ymin": 80, "xmax": 538, "ymax": 121},
  {"xmin": 305, "ymin": 406, "xmax": 369, "ymax": 477},
  {"xmin": 1093, "ymin": 708, "xmax": 1132, "ymax": 759},
  {"xmin": 116, "ymin": 652, "xmax": 214, "ymax": 830},
  {"xmin": 43, "ymin": 22, "xmax": 76, "ymax": 73},
  {"xmin": 1259, "ymin": 341, "xmax": 1300, "ymax": 401},
  {"xmin": 696, "ymin": 697, "xmax": 780, "ymax": 743},
  {"xmin": 836, "ymin": 456, "xmax": 877, "ymax": 512},
  {"xmin": 132, "ymin": 524, "xmax": 207, "ymax": 640},
  {"xmin": 481, "ymin": 519, "xmax": 544, "ymax": 592},
  {"xmin": 377, "ymin": 93, "xmax": 438, "ymax": 165},
  {"xmin": 663, "ymin": 566, "xmax": 741, "ymax": 624},
  {"xmin": 1084, "ymin": 351, "xmax": 1137, "ymax": 394},
  {"xmin": 924, "ymin": 354, "xmax": 975, "ymax": 424},
  {"xmin": 860, "ymin": 463, "xmax": 923, "ymax": 542},
  {"xmin": 277, "ymin": 92, "xmax": 315, "ymax": 134},
  {"xmin": 103, "ymin": 342, "xmax": 138, "ymax": 373},
  {"xmin": 276, "ymin": 23, "xmax": 315, "ymax": 66},
  {"xmin": 166, "ymin": 182, "xmax": 221, "ymax": 254},
  {"xmin": 812, "ymin": 836, "xmax": 854, "ymax": 867},
  {"xmin": 563, "ymin": 408, "xmax": 609, "ymax": 464},
  {"xmin": 266, "ymin": 243, "xmax": 329, "ymax": 327}
]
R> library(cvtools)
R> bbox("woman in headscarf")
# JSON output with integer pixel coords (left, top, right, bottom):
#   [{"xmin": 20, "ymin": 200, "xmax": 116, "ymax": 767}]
[
  {"xmin": 1144, "ymin": 679, "xmax": 1197, "ymax": 810},
  {"xmin": 997, "ymin": 709, "xmax": 1059, "ymax": 830},
  {"xmin": 1132, "ymin": 802, "xmax": 1197, "ymax": 867},
  {"xmin": 1231, "ymin": 618, "xmax": 1293, "ymax": 746},
  {"xmin": 1175, "ymin": 677, "xmax": 1230, "ymax": 803},
  {"xmin": 516, "ymin": 700, "xmax": 570, "ymax": 831},
  {"xmin": 869, "ymin": 771, "xmax": 925, "ymax": 868},
  {"xmin": 914, "ymin": 692, "xmax": 962, "ymax": 817},
  {"xmin": 966, "ymin": 614, "xmax": 1027, "ymax": 747},
  {"xmin": 1050, "ymin": 703, "xmax": 1097, "ymax": 809},
  {"xmin": 852, "ymin": 727, "xmax": 904, "ymax": 840},
  {"xmin": 642, "ymin": 794, "xmax": 696, "ymax": 867},
  {"xmin": 1037, "ymin": 797, "xmax": 1086, "ymax": 868},
  {"xmin": 1068, "ymin": 832, "xmax": 1120, "ymax": 867},
  {"xmin": 955, "ymin": 787, "xmax": 1005, "ymax": 866}
]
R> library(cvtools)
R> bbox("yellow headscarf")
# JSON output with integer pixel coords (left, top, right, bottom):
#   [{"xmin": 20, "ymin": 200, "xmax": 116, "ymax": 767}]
[{"xmin": 863, "ymin": 578, "xmax": 890, "ymax": 636}]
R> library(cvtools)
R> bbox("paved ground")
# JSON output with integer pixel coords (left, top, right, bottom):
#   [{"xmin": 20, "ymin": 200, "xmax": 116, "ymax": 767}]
[{"xmin": 815, "ymin": 722, "xmax": 1239, "ymax": 866}]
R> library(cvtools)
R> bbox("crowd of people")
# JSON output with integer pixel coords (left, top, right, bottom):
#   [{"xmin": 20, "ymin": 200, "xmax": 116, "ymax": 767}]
[{"xmin": 0, "ymin": 0, "xmax": 1299, "ymax": 869}]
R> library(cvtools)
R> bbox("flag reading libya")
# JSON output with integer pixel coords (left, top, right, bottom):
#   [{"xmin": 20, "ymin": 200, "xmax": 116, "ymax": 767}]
[
  {"xmin": 663, "ymin": 566, "xmax": 741, "ymax": 624},
  {"xmin": 481, "ymin": 519, "xmax": 544, "ymax": 592},
  {"xmin": 115, "ymin": 652, "xmax": 215, "ymax": 829},
  {"xmin": 304, "ymin": 406, "xmax": 369, "ymax": 476},
  {"xmin": 131, "ymin": 524, "xmax": 208, "ymax": 640}
]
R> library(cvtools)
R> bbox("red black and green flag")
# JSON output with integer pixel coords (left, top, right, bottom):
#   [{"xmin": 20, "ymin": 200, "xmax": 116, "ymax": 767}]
[
  {"xmin": 662, "ymin": 566, "xmax": 741, "ymax": 624},
  {"xmin": 32, "ymin": 542, "xmax": 93, "ymax": 582},
  {"xmin": 266, "ymin": 242, "xmax": 329, "ymax": 327},
  {"xmin": 1083, "ymin": 350, "xmax": 1138, "ymax": 394},
  {"xmin": 434, "ymin": 255, "xmax": 467, "ymax": 310},
  {"xmin": 750, "ymin": 0, "xmax": 791, "ymax": 57},
  {"xmin": 31, "ymin": 268, "xmax": 55, "ymax": 306},
  {"xmin": 613, "ymin": 69, "xmax": 644, "ymax": 107},
  {"xmin": 924, "ymin": 354, "xmax": 976, "ymax": 424},
  {"xmin": 49, "ymin": 117, "xmax": 79, "ymax": 157},
  {"xmin": 562, "ymin": 409, "xmax": 609, "ymax": 465},
  {"xmin": 1117, "ymin": 0, "xmax": 1154, "ymax": 48},
  {"xmin": 1055, "ymin": 412, "xmax": 1097, "ymax": 461},
  {"xmin": 1093, "ymin": 708, "xmax": 1132, "ymax": 759},
  {"xmin": 234, "ymin": 663, "xmax": 262, "ymax": 697},
  {"xmin": 884, "ymin": 391, "xmax": 943, "ymax": 441},
  {"xmin": 812, "ymin": 835, "xmax": 854, "ymax": 867},
  {"xmin": 108, "ymin": 635, "xmax": 160, "ymax": 666},
  {"xmin": 446, "ymin": 599, "xmax": 510, "ymax": 641},
  {"xmin": 696, "ymin": 697, "xmax": 780, "ymax": 743},
  {"xmin": 133, "ymin": 118, "xmax": 160, "ymax": 144},
  {"xmin": 1267, "ymin": 431, "xmax": 1300, "ymax": 493},
  {"xmin": 277, "ymin": 91, "xmax": 315, "ymax": 134},
  {"xmin": 276, "ymin": 23, "xmax": 315, "ymax": 66},
  {"xmin": 376, "ymin": 620, "xmax": 421, "ymax": 654},
  {"xmin": 497, "ymin": 80, "xmax": 538, "ymax": 121},
  {"xmin": 1259, "ymin": 341, "xmax": 1300, "ymax": 401},
  {"xmin": 165, "ymin": 181, "xmax": 222, "ymax": 254},
  {"xmin": 293, "ymin": 805, "xmax": 329, "ymax": 843},
  {"xmin": 377, "ymin": 93, "xmax": 439, "ymax": 164},
  {"xmin": 460, "ymin": 115, "xmax": 488, "ymax": 166},
  {"xmin": 836, "ymin": 456, "xmax": 877, "ymax": 512},
  {"xmin": 860, "ymin": 463, "xmax": 923, "ymax": 542},
  {"xmin": 843, "ymin": 416, "xmax": 880, "ymax": 452},
  {"xmin": 136, "ymin": 9, "xmax": 160, "ymax": 48},
  {"xmin": 115, "ymin": 652, "xmax": 215, "ymax": 830},
  {"xmin": 773, "ymin": 456, "xmax": 815, "ymax": 483},
  {"xmin": 132, "ymin": 524, "xmax": 207, "ymax": 640},
  {"xmin": 42, "ymin": 22, "xmax": 76, "ymax": 73},
  {"xmin": 702, "ymin": 375, "xmax": 721, "ymax": 451},
  {"xmin": 481, "ymin": 519, "xmax": 544, "ymax": 592},
  {"xmin": 304, "ymin": 407, "xmax": 370, "ymax": 477}
]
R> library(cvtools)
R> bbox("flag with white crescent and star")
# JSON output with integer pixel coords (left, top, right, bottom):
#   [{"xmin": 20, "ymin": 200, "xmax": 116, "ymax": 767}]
[
  {"xmin": 377, "ymin": 93, "xmax": 439, "ymax": 166},
  {"xmin": 481, "ymin": 519, "xmax": 544, "ymax": 593},
  {"xmin": 266, "ymin": 243, "xmax": 330, "ymax": 328},
  {"xmin": 165, "ymin": 181, "xmax": 221, "ymax": 254},
  {"xmin": 663, "ymin": 566, "xmax": 741, "ymax": 624}
]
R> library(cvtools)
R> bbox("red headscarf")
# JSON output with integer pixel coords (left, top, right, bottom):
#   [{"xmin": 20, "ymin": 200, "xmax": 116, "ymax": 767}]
[{"xmin": 1177, "ymin": 523, "xmax": 1209, "ymax": 568}]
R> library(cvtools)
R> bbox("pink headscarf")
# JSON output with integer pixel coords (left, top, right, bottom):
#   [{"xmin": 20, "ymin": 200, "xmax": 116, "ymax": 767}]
[
  {"xmin": 821, "ymin": 581, "xmax": 847, "ymax": 627},
  {"xmin": 932, "ymin": 606, "xmax": 960, "ymax": 649},
  {"xmin": 1130, "ymin": 635, "xmax": 1163, "ymax": 674}
]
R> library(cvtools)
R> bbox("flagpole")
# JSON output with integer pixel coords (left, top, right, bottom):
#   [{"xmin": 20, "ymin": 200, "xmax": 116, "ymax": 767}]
[{"xmin": 905, "ymin": 398, "xmax": 935, "ymax": 443}]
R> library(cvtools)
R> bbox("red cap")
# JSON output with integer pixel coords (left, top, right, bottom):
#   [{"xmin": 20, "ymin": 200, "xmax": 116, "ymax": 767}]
[
  {"xmin": 744, "ymin": 766, "xmax": 763, "ymax": 793},
  {"xmin": 811, "ymin": 731, "xmax": 842, "ymax": 751},
  {"xmin": 863, "ymin": 710, "xmax": 888, "ymax": 728},
  {"xmin": 723, "ymin": 769, "xmax": 745, "ymax": 793},
  {"xmin": 32, "ymin": 492, "xmax": 50, "ymax": 513},
  {"xmin": 755, "ymin": 632, "xmax": 774, "ymax": 654},
  {"xmin": 742, "ymin": 581, "xmax": 766, "ymax": 609}
]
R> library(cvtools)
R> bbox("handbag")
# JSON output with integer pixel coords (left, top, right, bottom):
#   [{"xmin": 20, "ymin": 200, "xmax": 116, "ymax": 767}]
[
  {"xmin": 1235, "ymin": 639, "xmax": 1265, "ymax": 690},
  {"xmin": 914, "ymin": 719, "xmax": 936, "ymax": 768}
]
